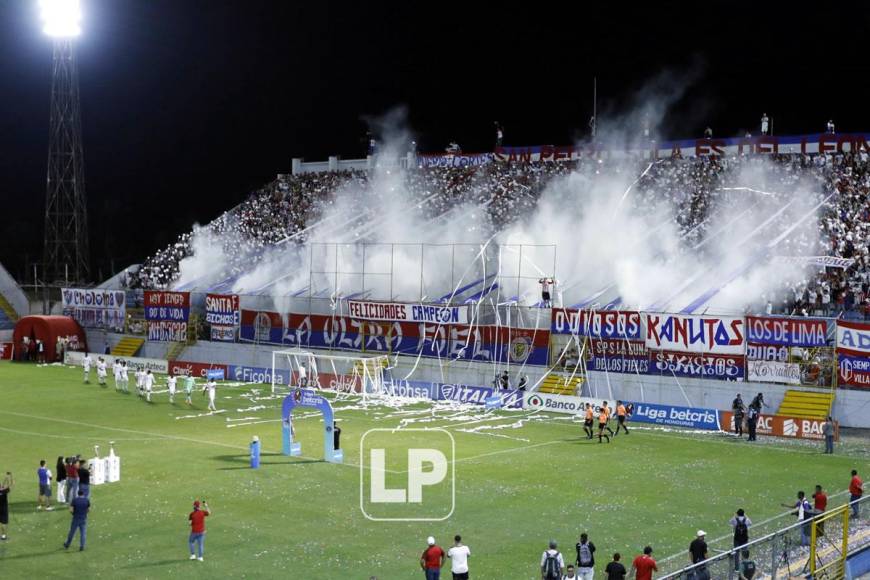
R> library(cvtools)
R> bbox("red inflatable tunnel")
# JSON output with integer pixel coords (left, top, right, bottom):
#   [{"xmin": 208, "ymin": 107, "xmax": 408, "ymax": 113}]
[{"xmin": 13, "ymin": 315, "xmax": 87, "ymax": 362}]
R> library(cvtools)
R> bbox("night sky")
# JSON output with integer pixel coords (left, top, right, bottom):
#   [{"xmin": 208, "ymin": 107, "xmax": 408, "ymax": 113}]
[{"xmin": 1, "ymin": 1, "xmax": 870, "ymax": 283}]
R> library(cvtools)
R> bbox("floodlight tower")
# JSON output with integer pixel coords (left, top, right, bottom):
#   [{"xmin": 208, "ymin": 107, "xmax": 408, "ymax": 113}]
[{"xmin": 40, "ymin": 0, "xmax": 90, "ymax": 284}]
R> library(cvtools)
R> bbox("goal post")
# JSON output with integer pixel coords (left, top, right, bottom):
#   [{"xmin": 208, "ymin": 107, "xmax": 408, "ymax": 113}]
[{"xmin": 270, "ymin": 349, "xmax": 390, "ymax": 398}]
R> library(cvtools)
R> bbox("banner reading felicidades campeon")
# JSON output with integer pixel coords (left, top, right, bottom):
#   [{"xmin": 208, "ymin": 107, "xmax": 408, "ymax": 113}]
[
  {"xmin": 61, "ymin": 288, "xmax": 126, "ymax": 331},
  {"xmin": 645, "ymin": 313, "xmax": 745, "ymax": 355},
  {"xmin": 348, "ymin": 300, "xmax": 468, "ymax": 324},
  {"xmin": 205, "ymin": 293, "xmax": 240, "ymax": 342},
  {"xmin": 144, "ymin": 291, "xmax": 190, "ymax": 342}
]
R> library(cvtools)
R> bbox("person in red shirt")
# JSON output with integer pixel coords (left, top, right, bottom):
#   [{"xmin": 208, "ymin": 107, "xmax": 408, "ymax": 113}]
[
  {"xmin": 630, "ymin": 546, "xmax": 657, "ymax": 580},
  {"xmin": 420, "ymin": 536, "xmax": 445, "ymax": 580},
  {"xmin": 188, "ymin": 499, "xmax": 210, "ymax": 562},
  {"xmin": 849, "ymin": 470, "xmax": 863, "ymax": 518},
  {"xmin": 813, "ymin": 484, "xmax": 828, "ymax": 535}
]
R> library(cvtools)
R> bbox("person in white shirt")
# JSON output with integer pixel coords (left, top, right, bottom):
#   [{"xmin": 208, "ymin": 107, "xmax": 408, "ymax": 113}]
[
  {"xmin": 112, "ymin": 360, "xmax": 122, "ymax": 391},
  {"xmin": 135, "ymin": 369, "xmax": 145, "ymax": 396},
  {"xmin": 448, "ymin": 534, "xmax": 471, "ymax": 580},
  {"xmin": 96, "ymin": 357, "xmax": 108, "ymax": 386},
  {"xmin": 167, "ymin": 374, "xmax": 177, "ymax": 404},
  {"xmin": 541, "ymin": 540, "xmax": 565, "ymax": 580},
  {"xmin": 120, "ymin": 361, "xmax": 129, "ymax": 393},
  {"xmin": 298, "ymin": 363, "xmax": 308, "ymax": 388},
  {"xmin": 82, "ymin": 354, "xmax": 93, "ymax": 383},
  {"xmin": 203, "ymin": 379, "xmax": 217, "ymax": 411},
  {"xmin": 143, "ymin": 370, "xmax": 155, "ymax": 403}
]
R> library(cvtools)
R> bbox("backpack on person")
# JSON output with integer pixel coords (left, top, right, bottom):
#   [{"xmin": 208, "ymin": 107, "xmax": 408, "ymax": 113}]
[
  {"xmin": 543, "ymin": 551, "xmax": 562, "ymax": 580},
  {"xmin": 734, "ymin": 517, "xmax": 749, "ymax": 545}
]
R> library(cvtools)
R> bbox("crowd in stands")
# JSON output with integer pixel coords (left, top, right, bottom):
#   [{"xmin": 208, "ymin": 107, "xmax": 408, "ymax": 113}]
[{"xmin": 131, "ymin": 150, "xmax": 870, "ymax": 317}]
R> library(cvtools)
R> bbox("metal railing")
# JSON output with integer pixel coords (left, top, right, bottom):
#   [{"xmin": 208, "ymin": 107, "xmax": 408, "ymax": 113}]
[{"xmin": 659, "ymin": 494, "xmax": 869, "ymax": 579}]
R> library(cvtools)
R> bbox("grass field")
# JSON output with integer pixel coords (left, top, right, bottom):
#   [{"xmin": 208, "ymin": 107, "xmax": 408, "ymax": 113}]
[{"xmin": 0, "ymin": 361, "xmax": 868, "ymax": 579}]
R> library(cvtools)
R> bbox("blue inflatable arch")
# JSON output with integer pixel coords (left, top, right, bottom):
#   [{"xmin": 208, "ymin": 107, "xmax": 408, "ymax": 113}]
[{"xmin": 281, "ymin": 388, "xmax": 343, "ymax": 463}]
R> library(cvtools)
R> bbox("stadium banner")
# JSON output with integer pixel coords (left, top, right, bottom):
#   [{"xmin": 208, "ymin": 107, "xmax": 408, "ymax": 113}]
[
  {"xmin": 169, "ymin": 360, "xmax": 229, "ymax": 379},
  {"xmin": 205, "ymin": 293, "xmax": 240, "ymax": 342},
  {"xmin": 143, "ymin": 291, "xmax": 190, "ymax": 321},
  {"xmin": 348, "ymin": 300, "xmax": 468, "ymax": 324},
  {"xmin": 382, "ymin": 379, "xmax": 438, "ymax": 400},
  {"xmin": 647, "ymin": 350, "xmax": 745, "ymax": 381},
  {"xmin": 0, "ymin": 342, "xmax": 12, "ymax": 360},
  {"xmin": 523, "ymin": 392, "xmax": 611, "ymax": 415},
  {"xmin": 585, "ymin": 338, "xmax": 650, "ymax": 373},
  {"xmin": 242, "ymin": 309, "xmax": 550, "ymax": 366},
  {"xmin": 837, "ymin": 353, "xmax": 870, "ymax": 389},
  {"xmin": 416, "ymin": 152, "xmax": 494, "ymax": 168},
  {"xmin": 434, "ymin": 384, "xmax": 524, "ymax": 408},
  {"xmin": 745, "ymin": 316, "xmax": 827, "ymax": 348},
  {"xmin": 747, "ymin": 342, "xmax": 789, "ymax": 362},
  {"xmin": 61, "ymin": 288, "xmax": 126, "ymax": 331},
  {"xmin": 228, "ymin": 364, "xmax": 292, "ymax": 386},
  {"xmin": 551, "ymin": 309, "xmax": 642, "ymax": 339},
  {"xmin": 64, "ymin": 351, "xmax": 168, "ymax": 374},
  {"xmin": 645, "ymin": 313, "xmax": 745, "ymax": 355},
  {"xmin": 147, "ymin": 321, "xmax": 187, "ymax": 342},
  {"xmin": 629, "ymin": 401, "xmax": 721, "ymax": 430},
  {"xmin": 747, "ymin": 360, "xmax": 801, "ymax": 385},
  {"xmin": 836, "ymin": 320, "xmax": 870, "ymax": 356},
  {"xmin": 775, "ymin": 256, "xmax": 855, "ymax": 269},
  {"xmin": 721, "ymin": 411, "xmax": 838, "ymax": 441}
]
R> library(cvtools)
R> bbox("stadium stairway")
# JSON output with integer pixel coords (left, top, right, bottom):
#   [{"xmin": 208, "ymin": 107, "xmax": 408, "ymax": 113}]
[
  {"xmin": 0, "ymin": 293, "xmax": 18, "ymax": 330},
  {"xmin": 776, "ymin": 389, "xmax": 835, "ymax": 419},
  {"xmin": 111, "ymin": 336, "xmax": 145, "ymax": 358},
  {"xmin": 538, "ymin": 373, "xmax": 584, "ymax": 396},
  {"xmin": 166, "ymin": 341, "xmax": 187, "ymax": 362}
]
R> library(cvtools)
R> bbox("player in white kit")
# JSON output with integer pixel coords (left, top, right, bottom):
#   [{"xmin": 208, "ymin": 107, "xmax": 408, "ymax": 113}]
[
  {"xmin": 143, "ymin": 370, "xmax": 155, "ymax": 402},
  {"xmin": 120, "ymin": 361, "xmax": 130, "ymax": 393},
  {"xmin": 112, "ymin": 360, "xmax": 122, "ymax": 390},
  {"xmin": 82, "ymin": 354, "xmax": 93, "ymax": 383},
  {"xmin": 203, "ymin": 379, "xmax": 217, "ymax": 411},
  {"xmin": 135, "ymin": 369, "xmax": 145, "ymax": 397},
  {"xmin": 167, "ymin": 373, "xmax": 177, "ymax": 404},
  {"xmin": 96, "ymin": 357, "xmax": 108, "ymax": 386}
]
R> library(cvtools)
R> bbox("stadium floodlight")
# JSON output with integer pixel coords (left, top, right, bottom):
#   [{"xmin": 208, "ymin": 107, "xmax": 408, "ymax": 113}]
[{"xmin": 39, "ymin": 0, "xmax": 82, "ymax": 38}]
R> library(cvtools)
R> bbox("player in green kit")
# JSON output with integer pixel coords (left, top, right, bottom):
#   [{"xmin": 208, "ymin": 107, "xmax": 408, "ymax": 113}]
[{"xmin": 184, "ymin": 375, "xmax": 195, "ymax": 405}]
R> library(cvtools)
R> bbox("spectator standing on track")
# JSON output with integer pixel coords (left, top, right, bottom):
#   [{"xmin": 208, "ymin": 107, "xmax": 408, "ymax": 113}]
[
  {"xmin": 813, "ymin": 485, "xmax": 828, "ymax": 535},
  {"xmin": 605, "ymin": 553, "xmax": 626, "ymax": 580},
  {"xmin": 746, "ymin": 404, "xmax": 758, "ymax": 442},
  {"xmin": 447, "ymin": 534, "xmax": 470, "ymax": 580},
  {"xmin": 541, "ymin": 540, "xmax": 565, "ymax": 580},
  {"xmin": 575, "ymin": 532, "xmax": 596, "ymax": 579},
  {"xmin": 0, "ymin": 471, "xmax": 13, "ymax": 541},
  {"xmin": 731, "ymin": 393, "xmax": 745, "ymax": 437},
  {"xmin": 849, "ymin": 470, "xmax": 863, "ymax": 518},
  {"xmin": 188, "ymin": 499, "xmax": 210, "ymax": 561},
  {"xmin": 37, "ymin": 460, "xmax": 53, "ymax": 511},
  {"xmin": 738, "ymin": 551, "xmax": 756, "ymax": 580},
  {"xmin": 63, "ymin": 489, "xmax": 90, "ymax": 551},
  {"xmin": 421, "ymin": 536, "xmax": 445, "ymax": 580},
  {"xmin": 823, "ymin": 416, "xmax": 835, "ymax": 454},
  {"xmin": 781, "ymin": 491, "xmax": 813, "ymax": 546},
  {"xmin": 630, "ymin": 546, "xmax": 657, "ymax": 580},
  {"xmin": 689, "ymin": 531, "xmax": 708, "ymax": 572}
]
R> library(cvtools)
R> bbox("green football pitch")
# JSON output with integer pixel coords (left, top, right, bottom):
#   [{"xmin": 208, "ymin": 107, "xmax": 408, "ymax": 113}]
[{"xmin": 0, "ymin": 361, "xmax": 867, "ymax": 579}]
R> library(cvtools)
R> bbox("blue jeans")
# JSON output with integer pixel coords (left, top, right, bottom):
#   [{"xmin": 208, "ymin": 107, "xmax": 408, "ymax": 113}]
[
  {"xmin": 189, "ymin": 532, "xmax": 205, "ymax": 557},
  {"xmin": 66, "ymin": 479, "xmax": 79, "ymax": 502},
  {"xmin": 424, "ymin": 569, "xmax": 441, "ymax": 580},
  {"xmin": 66, "ymin": 519, "xmax": 86, "ymax": 549},
  {"xmin": 825, "ymin": 435, "xmax": 834, "ymax": 453},
  {"xmin": 79, "ymin": 484, "xmax": 90, "ymax": 499},
  {"xmin": 851, "ymin": 495, "xmax": 861, "ymax": 518}
]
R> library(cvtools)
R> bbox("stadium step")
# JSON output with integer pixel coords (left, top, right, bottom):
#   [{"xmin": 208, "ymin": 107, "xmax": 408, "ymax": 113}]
[
  {"xmin": 776, "ymin": 389, "xmax": 835, "ymax": 419},
  {"xmin": 539, "ymin": 373, "xmax": 584, "ymax": 396},
  {"xmin": 0, "ymin": 293, "xmax": 18, "ymax": 329},
  {"xmin": 111, "ymin": 336, "xmax": 145, "ymax": 358},
  {"xmin": 166, "ymin": 341, "xmax": 187, "ymax": 362}
]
